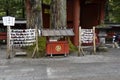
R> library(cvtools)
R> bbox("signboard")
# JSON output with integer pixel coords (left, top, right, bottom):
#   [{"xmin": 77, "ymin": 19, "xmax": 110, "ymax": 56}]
[
  {"xmin": 78, "ymin": 27, "xmax": 96, "ymax": 56},
  {"xmin": 11, "ymin": 29, "xmax": 36, "ymax": 47},
  {"xmin": 2, "ymin": 16, "xmax": 15, "ymax": 26},
  {"xmin": 81, "ymin": 29, "xmax": 93, "ymax": 44},
  {"xmin": 2, "ymin": 16, "xmax": 15, "ymax": 58}
]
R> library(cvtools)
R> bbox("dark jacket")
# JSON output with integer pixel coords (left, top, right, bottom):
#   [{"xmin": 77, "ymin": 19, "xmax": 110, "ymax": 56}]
[{"xmin": 114, "ymin": 34, "xmax": 119, "ymax": 42}]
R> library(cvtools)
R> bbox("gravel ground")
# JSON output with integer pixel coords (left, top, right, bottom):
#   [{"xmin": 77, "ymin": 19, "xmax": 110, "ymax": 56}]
[{"xmin": 0, "ymin": 45, "xmax": 120, "ymax": 80}]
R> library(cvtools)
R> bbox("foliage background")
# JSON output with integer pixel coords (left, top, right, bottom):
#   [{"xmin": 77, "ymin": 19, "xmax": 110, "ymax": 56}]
[{"xmin": 105, "ymin": 0, "xmax": 120, "ymax": 23}]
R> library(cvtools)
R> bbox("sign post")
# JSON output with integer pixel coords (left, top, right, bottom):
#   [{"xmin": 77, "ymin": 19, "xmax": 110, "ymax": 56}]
[
  {"xmin": 78, "ymin": 27, "xmax": 84, "ymax": 56},
  {"xmin": 32, "ymin": 25, "xmax": 39, "ymax": 58},
  {"xmin": 79, "ymin": 27, "xmax": 96, "ymax": 55},
  {"xmin": 93, "ymin": 27, "xmax": 96, "ymax": 54},
  {"xmin": 2, "ymin": 16, "xmax": 15, "ymax": 59}
]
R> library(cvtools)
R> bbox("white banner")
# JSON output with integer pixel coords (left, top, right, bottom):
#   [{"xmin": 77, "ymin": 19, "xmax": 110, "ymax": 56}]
[{"xmin": 11, "ymin": 29, "xmax": 36, "ymax": 47}]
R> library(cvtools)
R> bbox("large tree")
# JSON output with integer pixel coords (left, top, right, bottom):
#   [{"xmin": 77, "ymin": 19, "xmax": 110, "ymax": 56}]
[
  {"xmin": 50, "ymin": 0, "xmax": 66, "ymax": 29},
  {"xmin": 0, "ymin": 0, "xmax": 25, "ymax": 19},
  {"xmin": 25, "ymin": 0, "xmax": 43, "ymax": 29}
]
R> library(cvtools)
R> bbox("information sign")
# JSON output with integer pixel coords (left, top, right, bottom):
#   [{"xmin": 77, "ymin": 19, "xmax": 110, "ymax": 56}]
[{"xmin": 2, "ymin": 16, "xmax": 15, "ymax": 26}]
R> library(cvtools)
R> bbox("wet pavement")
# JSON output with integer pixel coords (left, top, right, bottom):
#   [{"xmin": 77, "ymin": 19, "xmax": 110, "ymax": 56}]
[{"xmin": 0, "ymin": 45, "xmax": 120, "ymax": 80}]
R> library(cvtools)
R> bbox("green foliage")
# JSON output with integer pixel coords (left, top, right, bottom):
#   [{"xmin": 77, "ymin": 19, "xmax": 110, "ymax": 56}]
[
  {"xmin": 68, "ymin": 38, "xmax": 78, "ymax": 52},
  {"xmin": 0, "ymin": 0, "xmax": 25, "ymax": 19},
  {"xmin": 106, "ymin": 0, "xmax": 120, "ymax": 23},
  {"xmin": 25, "ymin": 37, "xmax": 46, "ymax": 58},
  {"xmin": 38, "ymin": 37, "xmax": 46, "ymax": 52},
  {"xmin": 43, "ymin": 0, "xmax": 51, "ymax": 5},
  {"xmin": 25, "ymin": 37, "xmax": 78, "ymax": 58}
]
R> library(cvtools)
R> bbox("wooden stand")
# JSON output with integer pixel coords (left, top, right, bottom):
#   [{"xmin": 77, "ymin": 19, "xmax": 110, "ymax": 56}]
[
  {"xmin": 78, "ymin": 27, "xmax": 96, "ymax": 56},
  {"xmin": 93, "ymin": 27, "xmax": 96, "ymax": 54},
  {"xmin": 32, "ymin": 25, "xmax": 39, "ymax": 58},
  {"xmin": 6, "ymin": 26, "xmax": 11, "ymax": 59},
  {"xmin": 78, "ymin": 27, "xmax": 84, "ymax": 56}
]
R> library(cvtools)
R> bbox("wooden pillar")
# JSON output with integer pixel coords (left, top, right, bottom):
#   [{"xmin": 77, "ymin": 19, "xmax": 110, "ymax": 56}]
[
  {"xmin": 99, "ymin": 0, "xmax": 106, "ymax": 24},
  {"xmin": 73, "ymin": 0, "xmax": 80, "ymax": 46}
]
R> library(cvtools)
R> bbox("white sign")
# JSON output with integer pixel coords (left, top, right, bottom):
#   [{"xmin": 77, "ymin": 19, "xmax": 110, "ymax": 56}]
[
  {"xmin": 11, "ymin": 29, "xmax": 36, "ymax": 47},
  {"xmin": 2, "ymin": 16, "xmax": 15, "ymax": 26},
  {"xmin": 81, "ymin": 29, "xmax": 94, "ymax": 43}
]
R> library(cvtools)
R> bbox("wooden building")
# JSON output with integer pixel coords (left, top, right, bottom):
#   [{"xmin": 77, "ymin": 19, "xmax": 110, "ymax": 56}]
[
  {"xmin": 43, "ymin": 0, "xmax": 106, "ymax": 46},
  {"xmin": 0, "ymin": 0, "xmax": 106, "ymax": 46},
  {"xmin": 67, "ymin": 0, "xmax": 106, "ymax": 46}
]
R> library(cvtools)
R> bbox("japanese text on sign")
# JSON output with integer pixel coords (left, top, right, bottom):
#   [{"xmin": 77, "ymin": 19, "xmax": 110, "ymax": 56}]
[
  {"xmin": 2, "ymin": 16, "xmax": 15, "ymax": 26},
  {"xmin": 11, "ymin": 29, "xmax": 36, "ymax": 47},
  {"xmin": 81, "ymin": 29, "xmax": 93, "ymax": 43}
]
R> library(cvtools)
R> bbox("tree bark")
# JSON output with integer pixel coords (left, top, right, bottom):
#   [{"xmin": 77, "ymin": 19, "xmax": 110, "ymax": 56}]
[
  {"xmin": 25, "ymin": 0, "xmax": 43, "ymax": 29},
  {"xmin": 25, "ymin": 0, "xmax": 32, "ymax": 28},
  {"xmin": 50, "ymin": 0, "xmax": 66, "ymax": 29}
]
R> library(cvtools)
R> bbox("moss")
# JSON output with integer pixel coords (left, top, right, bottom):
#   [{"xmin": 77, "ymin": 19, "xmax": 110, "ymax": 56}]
[
  {"xmin": 68, "ymin": 38, "xmax": 78, "ymax": 52},
  {"xmin": 25, "ymin": 37, "xmax": 46, "ymax": 58},
  {"xmin": 35, "ymin": 5, "xmax": 41, "ymax": 11},
  {"xmin": 25, "ymin": 37, "xmax": 78, "ymax": 58}
]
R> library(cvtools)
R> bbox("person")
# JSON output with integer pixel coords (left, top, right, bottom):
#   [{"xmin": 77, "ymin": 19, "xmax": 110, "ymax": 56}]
[
  {"xmin": 113, "ymin": 33, "xmax": 120, "ymax": 48},
  {"xmin": 118, "ymin": 34, "xmax": 120, "ymax": 46}
]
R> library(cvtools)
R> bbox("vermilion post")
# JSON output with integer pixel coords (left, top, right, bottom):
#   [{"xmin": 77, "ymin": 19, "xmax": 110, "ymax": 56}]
[{"xmin": 73, "ymin": 0, "xmax": 80, "ymax": 46}]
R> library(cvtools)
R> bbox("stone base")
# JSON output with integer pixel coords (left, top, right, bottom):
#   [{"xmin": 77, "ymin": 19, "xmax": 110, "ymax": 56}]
[{"xmin": 97, "ymin": 46, "xmax": 108, "ymax": 52}]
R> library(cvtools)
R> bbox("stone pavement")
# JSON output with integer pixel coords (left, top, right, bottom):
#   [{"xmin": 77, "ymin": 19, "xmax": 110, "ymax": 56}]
[{"xmin": 0, "ymin": 45, "xmax": 120, "ymax": 80}]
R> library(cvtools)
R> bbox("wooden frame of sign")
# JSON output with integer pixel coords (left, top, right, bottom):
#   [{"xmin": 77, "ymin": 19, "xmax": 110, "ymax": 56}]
[
  {"xmin": 7, "ymin": 26, "xmax": 11, "ymax": 58},
  {"xmin": 93, "ymin": 27, "xmax": 96, "ymax": 54},
  {"xmin": 2, "ymin": 16, "xmax": 15, "ymax": 59},
  {"xmin": 78, "ymin": 26, "xmax": 96, "ymax": 56},
  {"xmin": 78, "ymin": 27, "xmax": 84, "ymax": 56},
  {"xmin": 32, "ymin": 25, "xmax": 39, "ymax": 58},
  {"xmin": 10, "ymin": 28, "xmax": 36, "ymax": 58}
]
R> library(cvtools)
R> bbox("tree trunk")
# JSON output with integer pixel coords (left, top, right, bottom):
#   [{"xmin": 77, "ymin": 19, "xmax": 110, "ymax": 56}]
[
  {"xmin": 25, "ymin": 0, "xmax": 32, "ymax": 28},
  {"xmin": 25, "ymin": 0, "xmax": 43, "ymax": 29},
  {"xmin": 50, "ymin": 0, "xmax": 66, "ymax": 29}
]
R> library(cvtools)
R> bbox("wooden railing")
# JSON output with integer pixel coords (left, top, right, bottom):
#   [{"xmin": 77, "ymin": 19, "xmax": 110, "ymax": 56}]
[{"xmin": 0, "ymin": 32, "xmax": 7, "ymax": 40}]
